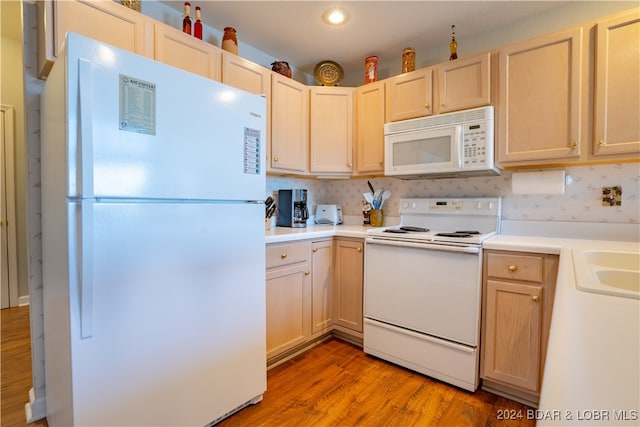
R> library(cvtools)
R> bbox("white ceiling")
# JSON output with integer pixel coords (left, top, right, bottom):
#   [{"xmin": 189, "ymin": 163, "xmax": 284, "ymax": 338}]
[{"xmin": 159, "ymin": 1, "xmax": 577, "ymax": 76}]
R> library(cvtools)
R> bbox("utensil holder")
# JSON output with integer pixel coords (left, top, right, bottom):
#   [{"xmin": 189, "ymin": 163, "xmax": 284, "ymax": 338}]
[{"xmin": 370, "ymin": 209, "xmax": 384, "ymax": 227}]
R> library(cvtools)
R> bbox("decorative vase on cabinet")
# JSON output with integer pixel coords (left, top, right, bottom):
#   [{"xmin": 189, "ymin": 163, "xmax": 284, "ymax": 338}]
[{"xmin": 222, "ymin": 27, "xmax": 238, "ymax": 54}]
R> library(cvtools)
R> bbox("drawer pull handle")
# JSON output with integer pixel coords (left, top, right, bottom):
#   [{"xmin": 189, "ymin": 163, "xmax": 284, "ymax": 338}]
[
  {"xmin": 312, "ymin": 248, "xmax": 318, "ymax": 253},
  {"xmin": 532, "ymin": 295, "xmax": 540, "ymax": 302},
  {"xmin": 304, "ymin": 271, "xmax": 310, "ymax": 276},
  {"xmin": 281, "ymin": 253, "xmax": 287, "ymax": 259},
  {"xmin": 508, "ymin": 265, "xmax": 517, "ymax": 272}
]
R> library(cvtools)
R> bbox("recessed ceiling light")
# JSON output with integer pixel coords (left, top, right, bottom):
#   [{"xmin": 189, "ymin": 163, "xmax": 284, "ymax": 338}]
[{"xmin": 322, "ymin": 8, "xmax": 349, "ymax": 25}]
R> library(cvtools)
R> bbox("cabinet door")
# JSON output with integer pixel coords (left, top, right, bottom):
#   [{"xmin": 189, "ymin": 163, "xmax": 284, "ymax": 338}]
[
  {"xmin": 482, "ymin": 280, "xmax": 542, "ymax": 393},
  {"xmin": 154, "ymin": 23, "xmax": 221, "ymax": 81},
  {"xmin": 222, "ymin": 53, "xmax": 272, "ymax": 163},
  {"xmin": 334, "ymin": 239, "xmax": 364, "ymax": 332},
  {"xmin": 385, "ymin": 67, "xmax": 434, "ymax": 122},
  {"xmin": 266, "ymin": 263, "xmax": 311, "ymax": 360},
  {"xmin": 311, "ymin": 240, "xmax": 334, "ymax": 334},
  {"xmin": 355, "ymin": 81, "xmax": 385, "ymax": 175},
  {"xmin": 593, "ymin": 10, "xmax": 640, "ymax": 157},
  {"xmin": 222, "ymin": 53, "xmax": 271, "ymax": 96},
  {"xmin": 437, "ymin": 52, "xmax": 491, "ymax": 114},
  {"xmin": 38, "ymin": 0, "xmax": 150, "ymax": 78},
  {"xmin": 270, "ymin": 74, "xmax": 309, "ymax": 174},
  {"xmin": 309, "ymin": 87, "xmax": 354, "ymax": 175},
  {"xmin": 498, "ymin": 28, "xmax": 584, "ymax": 164}
]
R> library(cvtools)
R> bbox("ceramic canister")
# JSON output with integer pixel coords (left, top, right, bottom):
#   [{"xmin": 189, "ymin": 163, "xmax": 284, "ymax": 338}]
[{"xmin": 222, "ymin": 27, "xmax": 238, "ymax": 54}]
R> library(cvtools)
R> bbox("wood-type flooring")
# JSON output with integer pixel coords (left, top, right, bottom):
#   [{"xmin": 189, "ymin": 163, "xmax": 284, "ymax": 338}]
[
  {"xmin": 2, "ymin": 306, "xmax": 534, "ymax": 427},
  {"xmin": 220, "ymin": 338, "xmax": 535, "ymax": 427}
]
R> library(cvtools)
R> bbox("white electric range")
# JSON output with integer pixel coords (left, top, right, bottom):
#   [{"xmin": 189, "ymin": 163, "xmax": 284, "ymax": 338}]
[{"xmin": 363, "ymin": 198, "xmax": 501, "ymax": 392}]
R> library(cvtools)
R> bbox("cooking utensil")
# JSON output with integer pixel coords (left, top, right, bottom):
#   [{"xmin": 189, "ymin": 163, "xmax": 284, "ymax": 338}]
[
  {"xmin": 381, "ymin": 190, "xmax": 391, "ymax": 205},
  {"xmin": 363, "ymin": 192, "xmax": 374, "ymax": 204},
  {"xmin": 367, "ymin": 180, "xmax": 375, "ymax": 195},
  {"xmin": 373, "ymin": 189, "xmax": 383, "ymax": 208}
]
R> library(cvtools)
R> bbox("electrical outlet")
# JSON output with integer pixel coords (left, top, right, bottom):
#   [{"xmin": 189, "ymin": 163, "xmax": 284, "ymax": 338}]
[{"xmin": 602, "ymin": 186, "xmax": 622, "ymax": 207}]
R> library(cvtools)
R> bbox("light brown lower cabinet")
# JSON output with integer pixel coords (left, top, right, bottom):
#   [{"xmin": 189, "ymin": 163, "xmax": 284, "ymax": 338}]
[
  {"xmin": 333, "ymin": 238, "xmax": 364, "ymax": 333},
  {"xmin": 481, "ymin": 250, "xmax": 559, "ymax": 406},
  {"xmin": 311, "ymin": 240, "xmax": 334, "ymax": 334},
  {"xmin": 266, "ymin": 237, "xmax": 364, "ymax": 365},
  {"xmin": 265, "ymin": 241, "xmax": 311, "ymax": 361}
]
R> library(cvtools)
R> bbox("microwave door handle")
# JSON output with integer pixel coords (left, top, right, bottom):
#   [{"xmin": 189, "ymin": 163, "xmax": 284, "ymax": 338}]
[{"xmin": 453, "ymin": 126, "xmax": 463, "ymax": 168}]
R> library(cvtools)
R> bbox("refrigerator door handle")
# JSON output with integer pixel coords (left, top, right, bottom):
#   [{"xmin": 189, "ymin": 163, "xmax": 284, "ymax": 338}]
[
  {"xmin": 78, "ymin": 58, "xmax": 94, "ymax": 198},
  {"xmin": 73, "ymin": 200, "xmax": 95, "ymax": 339}
]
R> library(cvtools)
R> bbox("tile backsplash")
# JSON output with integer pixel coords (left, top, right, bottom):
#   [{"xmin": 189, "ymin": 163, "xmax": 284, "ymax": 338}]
[{"xmin": 268, "ymin": 163, "xmax": 640, "ymax": 224}]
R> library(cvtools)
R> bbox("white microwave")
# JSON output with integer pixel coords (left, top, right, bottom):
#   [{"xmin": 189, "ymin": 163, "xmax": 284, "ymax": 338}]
[{"xmin": 384, "ymin": 106, "xmax": 501, "ymax": 179}]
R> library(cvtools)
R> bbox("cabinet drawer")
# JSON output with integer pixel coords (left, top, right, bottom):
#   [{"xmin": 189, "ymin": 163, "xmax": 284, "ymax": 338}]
[
  {"xmin": 266, "ymin": 241, "xmax": 309, "ymax": 269},
  {"xmin": 486, "ymin": 253, "xmax": 544, "ymax": 283}
]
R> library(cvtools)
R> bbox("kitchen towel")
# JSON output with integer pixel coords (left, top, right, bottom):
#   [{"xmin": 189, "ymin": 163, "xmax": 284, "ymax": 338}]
[{"xmin": 511, "ymin": 170, "xmax": 566, "ymax": 194}]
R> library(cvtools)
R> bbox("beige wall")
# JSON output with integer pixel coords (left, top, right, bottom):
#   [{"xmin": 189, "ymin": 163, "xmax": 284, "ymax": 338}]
[{"xmin": 1, "ymin": 0, "xmax": 29, "ymax": 300}]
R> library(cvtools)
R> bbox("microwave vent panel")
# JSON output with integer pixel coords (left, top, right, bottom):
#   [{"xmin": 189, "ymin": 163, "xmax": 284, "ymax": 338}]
[{"xmin": 384, "ymin": 106, "xmax": 493, "ymax": 135}]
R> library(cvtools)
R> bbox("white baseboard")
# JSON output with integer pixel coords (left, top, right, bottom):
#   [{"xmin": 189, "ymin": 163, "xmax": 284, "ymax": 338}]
[
  {"xmin": 25, "ymin": 388, "xmax": 46, "ymax": 423},
  {"xmin": 18, "ymin": 295, "xmax": 30, "ymax": 306}
]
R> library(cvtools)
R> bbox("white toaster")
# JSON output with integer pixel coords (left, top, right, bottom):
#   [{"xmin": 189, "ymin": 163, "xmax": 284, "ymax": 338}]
[{"xmin": 315, "ymin": 204, "xmax": 343, "ymax": 225}]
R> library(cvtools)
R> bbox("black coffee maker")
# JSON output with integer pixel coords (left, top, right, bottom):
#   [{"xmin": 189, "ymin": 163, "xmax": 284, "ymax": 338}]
[{"xmin": 277, "ymin": 189, "xmax": 309, "ymax": 228}]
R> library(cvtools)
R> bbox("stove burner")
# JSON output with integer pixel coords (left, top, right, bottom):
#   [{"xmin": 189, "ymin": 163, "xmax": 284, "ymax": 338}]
[
  {"xmin": 435, "ymin": 232, "xmax": 474, "ymax": 238},
  {"xmin": 455, "ymin": 230, "xmax": 481, "ymax": 234},
  {"xmin": 400, "ymin": 226, "xmax": 429, "ymax": 232},
  {"xmin": 382, "ymin": 226, "xmax": 430, "ymax": 234}
]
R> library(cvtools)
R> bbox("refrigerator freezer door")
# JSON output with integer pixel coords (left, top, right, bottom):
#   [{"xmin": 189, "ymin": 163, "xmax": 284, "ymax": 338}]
[
  {"xmin": 65, "ymin": 33, "xmax": 266, "ymax": 201},
  {"xmin": 66, "ymin": 201, "xmax": 266, "ymax": 426}
]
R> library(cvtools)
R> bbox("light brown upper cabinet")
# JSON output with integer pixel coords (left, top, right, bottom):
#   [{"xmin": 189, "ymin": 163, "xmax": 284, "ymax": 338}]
[
  {"xmin": 270, "ymin": 73, "xmax": 309, "ymax": 174},
  {"xmin": 154, "ymin": 22, "xmax": 221, "ymax": 81},
  {"xmin": 355, "ymin": 81, "xmax": 386, "ymax": 176},
  {"xmin": 385, "ymin": 67, "xmax": 434, "ymax": 122},
  {"xmin": 221, "ymin": 53, "xmax": 272, "ymax": 96},
  {"xmin": 593, "ymin": 9, "xmax": 640, "ymax": 158},
  {"xmin": 37, "ymin": 0, "xmax": 150, "ymax": 78},
  {"xmin": 221, "ymin": 53, "xmax": 272, "ymax": 158},
  {"xmin": 309, "ymin": 87, "xmax": 354, "ymax": 175},
  {"xmin": 497, "ymin": 27, "xmax": 584, "ymax": 165},
  {"xmin": 436, "ymin": 52, "xmax": 491, "ymax": 114}
]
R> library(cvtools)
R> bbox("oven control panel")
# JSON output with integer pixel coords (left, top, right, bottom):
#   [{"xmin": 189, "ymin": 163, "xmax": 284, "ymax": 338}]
[{"xmin": 400, "ymin": 198, "xmax": 501, "ymax": 215}]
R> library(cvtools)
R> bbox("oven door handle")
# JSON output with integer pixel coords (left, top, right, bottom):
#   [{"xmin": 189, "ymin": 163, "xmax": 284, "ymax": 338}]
[{"xmin": 365, "ymin": 237, "xmax": 480, "ymax": 254}]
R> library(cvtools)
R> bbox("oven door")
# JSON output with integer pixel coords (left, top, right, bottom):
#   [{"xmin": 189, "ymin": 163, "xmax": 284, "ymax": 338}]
[
  {"xmin": 364, "ymin": 239, "xmax": 482, "ymax": 346},
  {"xmin": 384, "ymin": 125, "xmax": 462, "ymax": 176}
]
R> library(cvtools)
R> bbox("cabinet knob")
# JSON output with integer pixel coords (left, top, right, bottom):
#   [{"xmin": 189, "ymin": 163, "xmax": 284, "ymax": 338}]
[
  {"xmin": 312, "ymin": 248, "xmax": 318, "ymax": 253},
  {"xmin": 281, "ymin": 253, "xmax": 287, "ymax": 259},
  {"xmin": 379, "ymin": 160, "xmax": 383, "ymax": 165},
  {"xmin": 570, "ymin": 141, "xmax": 578, "ymax": 149},
  {"xmin": 357, "ymin": 247, "xmax": 362, "ymax": 252},
  {"xmin": 440, "ymin": 100, "xmax": 445, "ymax": 106},
  {"xmin": 304, "ymin": 271, "xmax": 310, "ymax": 276},
  {"xmin": 598, "ymin": 139, "xmax": 606, "ymax": 147},
  {"xmin": 532, "ymin": 295, "xmax": 540, "ymax": 302},
  {"xmin": 348, "ymin": 163, "xmax": 353, "ymax": 168},
  {"xmin": 508, "ymin": 265, "xmax": 517, "ymax": 272},
  {"xmin": 274, "ymin": 156, "xmax": 279, "ymax": 162},
  {"xmin": 425, "ymin": 104, "xmax": 431, "ymax": 109}
]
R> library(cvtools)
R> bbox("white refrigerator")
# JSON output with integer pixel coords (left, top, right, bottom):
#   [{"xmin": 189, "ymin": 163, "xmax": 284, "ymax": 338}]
[{"xmin": 41, "ymin": 33, "xmax": 267, "ymax": 426}]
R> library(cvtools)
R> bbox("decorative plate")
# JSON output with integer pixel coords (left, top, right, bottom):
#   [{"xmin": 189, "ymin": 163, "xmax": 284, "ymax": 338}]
[{"xmin": 313, "ymin": 60, "xmax": 344, "ymax": 86}]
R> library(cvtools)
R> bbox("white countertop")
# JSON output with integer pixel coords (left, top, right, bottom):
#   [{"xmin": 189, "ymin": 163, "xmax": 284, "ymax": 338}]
[
  {"xmin": 485, "ymin": 235, "xmax": 640, "ymax": 426},
  {"xmin": 265, "ymin": 224, "xmax": 369, "ymax": 244}
]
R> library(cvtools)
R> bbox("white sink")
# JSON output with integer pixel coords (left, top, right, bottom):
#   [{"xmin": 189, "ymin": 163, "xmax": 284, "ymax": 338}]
[
  {"xmin": 573, "ymin": 249, "xmax": 640, "ymax": 299},
  {"xmin": 585, "ymin": 250, "xmax": 640, "ymax": 270}
]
